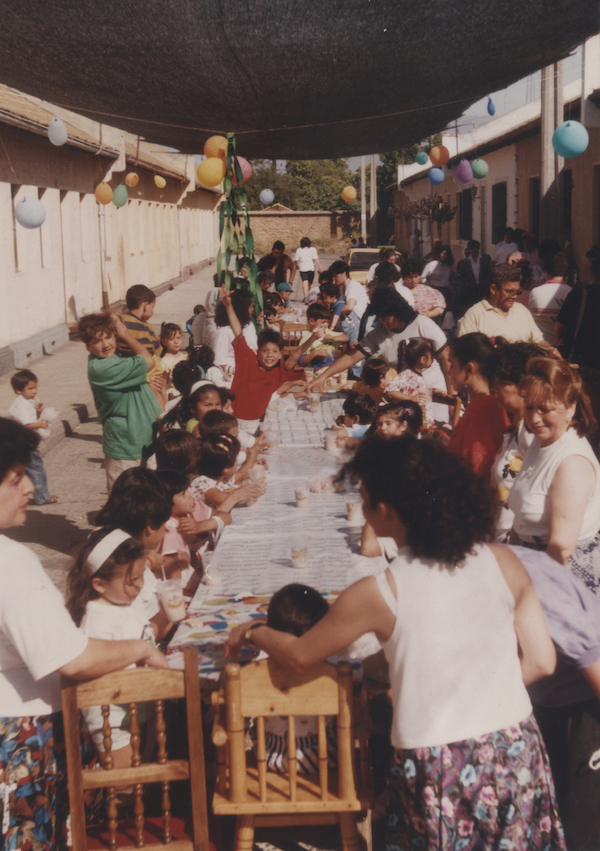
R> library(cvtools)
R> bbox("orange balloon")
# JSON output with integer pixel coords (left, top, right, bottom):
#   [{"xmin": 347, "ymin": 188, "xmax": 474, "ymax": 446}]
[
  {"xmin": 197, "ymin": 157, "xmax": 226, "ymax": 188},
  {"xmin": 429, "ymin": 145, "xmax": 450, "ymax": 167},
  {"xmin": 203, "ymin": 135, "xmax": 228, "ymax": 161},
  {"xmin": 125, "ymin": 172, "xmax": 139, "ymax": 187},
  {"xmin": 94, "ymin": 183, "xmax": 113, "ymax": 205},
  {"xmin": 154, "ymin": 175, "xmax": 167, "ymax": 188},
  {"xmin": 341, "ymin": 185, "xmax": 357, "ymax": 203}
]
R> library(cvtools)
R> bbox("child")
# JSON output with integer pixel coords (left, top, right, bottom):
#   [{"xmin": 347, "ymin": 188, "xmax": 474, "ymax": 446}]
[
  {"xmin": 78, "ymin": 313, "xmax": 162, "ymax": 492},
  {"xmin": 355, "ymin": 358, "xmax": 394, "ymax": 405},
  {"xmin": 217, "ymin": 386, "xmax": 236, "ymax": 414},
  {"xmin": 374, "ymin": 401, "xmax": 423, "ymax": 438},
  {"xmin": 8, "ymin": 369, "xmax": 57, "ymax": 505},
  {"xmin": 386, "ymin": 338, "xmax": 436, "ymax": 426},
  {"xmin": 258, "ymin": 270, "xmax": 275, "ymax": 293},
  {"xmin": 160, "ymin": 323, "xmax": 188, "ymax": 399},
  {"xmin": 220, "ymin": 285, "xmax": 306, "ymax": 433},
  {"xmin": 161, "ymin": 379, "xmax": 221, "ymax": 436},
  {"xmin": 188, "ymin": 344, "xmax": 225, "ymax": 387},
  {"xmin": 199, "ymin": 409, "xmax": 266, "ymax": 477},
  {"xmin": 153, "ymin": 470, "xmax": 199, "ymax": 587},
  {"xmin": 276, "ymin": 281, "xmax": 293, "ymax": 309},
  {"xmin": 191, "ymin": 433, "xmax": 265, "ymax": 509},
  {"xmin": 66, "ymin": 527, "xmax": 160, "ymax": 770},
  {"xmin": 186, "ymin": 304, "xmax": 203, "ymax": 343},
  {"xmin": 116, "ymin": 284, "xmax": 165, "ymax": 406},
  {"xmin": 333, "ymin": 394, "xmax": 377, "ymax": 449},
  {"xmin": 297, "ymin": 303, "xmax": 348, "ymax": 373}
]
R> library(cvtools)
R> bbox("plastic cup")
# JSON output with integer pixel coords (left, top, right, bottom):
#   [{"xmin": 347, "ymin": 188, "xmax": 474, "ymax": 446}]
[
  {"xmin": 294, "ymin": 486, "xmax": 309, "ymax": 509},
  {"xmin": 158, "ymin": 578, "xmax": 187, "ymax": 621},
  {"xmin": 346, "ymin": 498, "xmax": 364, "ymax": 526},
  {"xmin": 262, "ymin": 429, "xmax": 277, "ymax": 449},
  {"xmin": 324, "ymin": 430, "xmax": 338, "ymax": 452},
  {"xmin": 309, "ymin": 391, "xmax": 320, "ymax": 413},
  {"xmin": 291, "ymin": 538, "xmax": 308, "ymax": 569}
]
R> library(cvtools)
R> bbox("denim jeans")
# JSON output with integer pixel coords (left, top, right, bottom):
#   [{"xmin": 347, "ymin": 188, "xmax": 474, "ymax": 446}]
[
  {"xmin": 341, "ymin": 311, "xmax": 364, "ymax": 378},
  {"xmin": 26, "ymin": 448, "xmax": 51, "ymax": 504}
]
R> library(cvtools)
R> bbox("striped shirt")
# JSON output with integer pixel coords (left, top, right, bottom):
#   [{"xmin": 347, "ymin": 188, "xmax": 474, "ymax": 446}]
[{"xmin": 117, "ymin": 311, "xmax": 160, "ymax": 357}]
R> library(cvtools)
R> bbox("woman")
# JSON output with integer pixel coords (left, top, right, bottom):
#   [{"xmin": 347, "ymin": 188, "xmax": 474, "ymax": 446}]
[
  {"xmin": 421, "ymin": 243, "xmax": 454, "ymax": 313},
  {"xmin": 0, "ymin": 418, "xmax": 167, "ymax": 848},
  {"xmin": 447, "ymin": 333, "xmax": 510, "ymax": 478},
  {"xmin": 291, "ymin": 237, "xmax": 322, "ymax": 299},
  {"xmin": 213, "ymin": 288, "xmax": 257, "ymax": 382},
  {"xmin": 227, "ymin": 436, "xmax": 565, "ymax": 850},
  {"xmin": 400, "ymin": 259, "xmax": 445, "ymax": 319},
  {"xmin": 508, "ymin": 358, "xmax": 600, "ymax": 592},
  {"xmin": 489, "ymin": 342, "xmax": 545, "ymax": 541}
]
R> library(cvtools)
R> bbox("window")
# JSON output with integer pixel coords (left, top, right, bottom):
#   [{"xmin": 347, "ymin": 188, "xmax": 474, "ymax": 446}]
[
  {"xmin": 491, "ymin": 183, "xmax": 507, "ymax": 244},
  {"xmin": 459, "ymin": 189, "xmax": 472, "ymax": 240},
  {"xmin": 529, "ymin": 177, "xmax": 540, "ymax": 237}
]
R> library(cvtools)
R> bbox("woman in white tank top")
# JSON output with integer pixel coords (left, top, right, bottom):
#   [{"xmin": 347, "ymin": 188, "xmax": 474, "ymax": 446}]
[{"xmin": 226, "ymin": 437, "xmax": 566, "ymax": 850}]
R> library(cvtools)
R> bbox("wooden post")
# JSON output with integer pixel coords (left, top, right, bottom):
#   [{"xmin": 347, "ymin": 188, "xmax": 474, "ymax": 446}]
[
  {"xmin": 540, "ymin": 61, "xmax": 564, "ymax": 242},
  {"xmin": 360, "ymin": 157, "xmax": 367, "ymax": 241},
  {"xmin": 225, "ymin": 664, "xmax": 247, "ymax": 803},
  {"xmin": 369, "ymin": 154, "xmax": 377, "ymax": 247}
]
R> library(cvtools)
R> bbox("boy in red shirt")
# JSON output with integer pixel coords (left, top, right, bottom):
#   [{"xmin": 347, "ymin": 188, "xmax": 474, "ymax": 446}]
[{"xmin": 220, "ymin": 285, "xmax": 307, "ymax": 433}]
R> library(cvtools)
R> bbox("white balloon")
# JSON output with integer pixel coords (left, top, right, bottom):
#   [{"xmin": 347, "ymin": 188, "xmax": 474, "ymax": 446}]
[
  {"xmin": 259, "ymin": 188, "xmax": 274, "ymax": 205},
  {"xmin": 14, "ymin": 197, "xmax": 46, "ymax": 229},
  {"xmin": 48, "ymin": 117, "xmax": 68, "ymax": 146}
]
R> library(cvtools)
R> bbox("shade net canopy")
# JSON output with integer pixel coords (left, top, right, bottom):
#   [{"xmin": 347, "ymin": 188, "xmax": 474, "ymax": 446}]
[{"xmin": 1, "ymin": 0, "xmax": 599, "ymax": 159}]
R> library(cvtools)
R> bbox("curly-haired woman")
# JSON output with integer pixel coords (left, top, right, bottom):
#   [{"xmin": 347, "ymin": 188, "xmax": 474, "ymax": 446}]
[{"xmin": 226, "ymin": 436, "xmax": 566, "ymax": 850}]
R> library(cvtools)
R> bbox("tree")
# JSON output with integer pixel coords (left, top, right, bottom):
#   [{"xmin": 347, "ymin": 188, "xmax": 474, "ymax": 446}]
[{"xmin": 244, "ymin": 158, "xmax": 359, "ymax": 211}]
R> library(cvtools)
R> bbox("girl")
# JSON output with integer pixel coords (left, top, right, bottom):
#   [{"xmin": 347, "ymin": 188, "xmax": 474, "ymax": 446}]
[
  {"xmin": 374, "ymin": 401, "xmax": 423, "ymax": 438},
  {"xmin": 160, "ymin": 323, "xmax": 188, "ymax": 400},
  {"xmin": 189, "ymin": 344, "xmax": 226, "ymax": 387},
  {"xmin": 386, "ymin": 338, "xmax": 435, "ymax": 426},
  {"xmin": 161, "ymin": 380, "xmax": 222, "ymax": 436},
  {"xmin": 66, "ymin": 527, "xmax": 160, "ymax": 771},
  {"xmin": 213, "ymin": 289, "xmax": 257, "ymax": 381},
  {"xmin": 190, "ymin": 432, "xmax": 265, "ymax": 509},
  {"xmin": 448, "ymin": 332, "xmax": 510, "ymax": 478}
]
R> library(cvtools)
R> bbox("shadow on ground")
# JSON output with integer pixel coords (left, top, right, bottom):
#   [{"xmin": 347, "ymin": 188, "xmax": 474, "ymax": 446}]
[{"xmin": 6, "ymin": 510, "xmax": 88, "ymax": 556}]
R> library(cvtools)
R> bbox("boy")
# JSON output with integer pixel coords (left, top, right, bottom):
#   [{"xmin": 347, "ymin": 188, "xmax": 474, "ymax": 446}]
[
  {"xmin": 258, "ymin": 270, "xmax": 275, "ymax": 293},
  {"xmin": 298, "ymin": 303, "xmax": 348, "ymax": 373},
  {"xmin": 118, "ymin": 284, "xmax": 165, "ymax": 405},
  {"xmin": 276, "ymin": 281, "xmax": 293, "ymax": 309},
  {"xmin": 8, "ymin": 369, "xmax": 57, "ymax": 505},
  {"xmin": 186, "ymin": 304, "xmax": 203, "ymax": 343},
  {"xmin": 78, "ymin": 313, "xmax": 162, "ymax": 492},
  {"xmin": 220, "ymin": 284, "xmax": 306, "ymax": 433},
  {"xmin": 333, "ymin": 394, "xmax": 377, "ymax": 449}
]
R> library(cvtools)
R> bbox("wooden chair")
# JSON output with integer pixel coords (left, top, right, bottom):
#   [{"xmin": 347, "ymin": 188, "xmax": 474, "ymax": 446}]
[
  {"xmin": 212, "ymin": 659, "xmax": 373, "ymax": 851},
  {"xmin": 278, "ymin": 322, "xmax": 309, "ymax": 357},
  {"xmin": 432, "ymin": 390, "xmax": 463, "ymax": 428},
  {"xmin": 61, "ymin": 646, "xmax": 209, "ymax": 851}
]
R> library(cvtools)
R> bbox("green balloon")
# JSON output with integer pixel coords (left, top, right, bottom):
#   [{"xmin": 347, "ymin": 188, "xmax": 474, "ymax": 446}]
[
  {"xmin": 471, "ymin": 158, "xmax": 489, "ymax": 179},
  {"xmin": 112, "ymin": 184, "xmax": 128, "ymax": 208},
  {"xmin": 415, "ymin": 151, "xmax": 428, "ymax": 165}
]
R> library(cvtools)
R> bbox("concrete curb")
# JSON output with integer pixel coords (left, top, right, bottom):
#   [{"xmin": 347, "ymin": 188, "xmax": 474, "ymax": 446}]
[{"xmin": 40, "ymin": 396, "xmax": 97, "ymax": 458}]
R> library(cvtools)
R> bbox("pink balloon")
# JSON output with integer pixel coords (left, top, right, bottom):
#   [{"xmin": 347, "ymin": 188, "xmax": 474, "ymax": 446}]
[
  {"xmin": 456, "ymin": 159, "xmax": 473, "ymax": 184},
  {"xmin": 232, "ymin": 156, "xmax": 252, "ymax": 185}
]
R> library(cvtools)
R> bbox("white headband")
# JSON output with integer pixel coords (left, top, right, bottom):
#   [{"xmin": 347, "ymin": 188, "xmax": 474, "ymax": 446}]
[
  {"xmin": 189, "ymin": 379, "xmax": 216, "ymax": 397},
  {"xmin": 87, "ymin": 529, "xmax": 132, "ymax": 574}
]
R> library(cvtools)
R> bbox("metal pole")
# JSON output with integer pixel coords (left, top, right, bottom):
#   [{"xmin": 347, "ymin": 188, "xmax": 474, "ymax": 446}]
[
  {"xmin": 360, "ymin": 156, "xmax": 367, "ymax": 241},
  {"xmin": 369, "ymin": 154, "xmax": 377, "ymax": 247},
  {"xmin": 540, "ymin": 61, "xmax": 564, "ymax": 241},
  {"xmin": 98, "ymin": 203, "xmax": 108, "ymax": 309}
]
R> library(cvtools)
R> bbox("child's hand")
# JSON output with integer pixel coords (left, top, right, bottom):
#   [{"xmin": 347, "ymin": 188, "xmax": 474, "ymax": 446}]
[
  {"xmin": 176, "ymin": 549, "xmax": 190, "ymax": 567},
  {"xmin": 36, "ymin": 419, "xmax": 49, "ymax": 430},
  {"xmin": 138, "ymin": 644, "xmax": 169, "ymax": 669},
  {"xmin": 219, "ymin": 284, "xmax": 232, "ymax": 308},
  {"xmin": 147, "ymin": 550, "xmax": 166, "ymax": 574},
  {"xmin": 255, "ymin": 433, "xmax": 268, "ymax": 452},
  {"xmin": 213, "ymin": 510, "xmax": 232, "ymax": 527},
  {"xmin": 150, "ymin": 373, "xmax": 166, "ymax": 393},
  {"xmin": 335, "ymin": 427, "xmax": 350, "ymax": 447},
  {"xmin": 178, "ymin": 516, "xmax": 198, "ymax": 536},
  {"xmin": 334, "ymin": 415, "xmax": 345, "ymax": 427},
  {"xmin": 111, "ymin": 315, "xmax": 129, "ymax": 340},
  {"xmin": 35, "ymin": 401, "xmax": 44, "ymax": 415},
  {"xmin": 256, "ymin": 457, "xmax": 269, "ymax": 470}
]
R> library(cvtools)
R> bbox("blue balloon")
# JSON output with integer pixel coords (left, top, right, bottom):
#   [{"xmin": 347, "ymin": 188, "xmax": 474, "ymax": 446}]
[
  {"xmin": 552, "ymin": 120, "xmax": 589, "ymax": 159},
  {"xmin": 14, "ymin": 197, "xmax": 46, "ymax": 229},
  {"xmin": 259, "ymin": 188, "xmax": 274, "ymax": 205},
  {"xmin": 428, "ymin": 168, "xmax": 445, "ymax": 185},
  {"xmin": 415, "ymin": 151, "xmax": 428, "ymax": 165},
  {"xmin": 487, "ymin": 97, "xmax": 496, "ymax": 116}
]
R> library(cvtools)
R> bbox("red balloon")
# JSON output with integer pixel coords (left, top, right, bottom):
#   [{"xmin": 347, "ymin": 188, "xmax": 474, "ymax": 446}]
[{"xmin": 232, "ymin": 156, "xmax": 252, "ymax": 185}]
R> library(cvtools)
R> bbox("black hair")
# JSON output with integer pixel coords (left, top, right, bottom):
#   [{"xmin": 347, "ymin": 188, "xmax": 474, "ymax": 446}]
[
  {"xmin": 490, "ymin": 264, "xmax": 522, "ymax": 290},
  {"xmin": 196, "ymin": 433, "xmax": 241, "ymax": 479},
  {"xmin": 96, "ymin": 468, "xmax": 170, "ymax": 533},
  {"xmin": 257, "ymin": 328, "xmax": 283, "ymax": 351},
  {"xmin": 160, "ymin": 322, "xmax": 183, "ymax": 356},
  {"xmin": 171, "ymin": 361, "xmax": 202, "ymax": 396},
  {"xmin": 155, "ymin": 430, "xmax": 200, "ymax": 476},
  {"xmin": 10, "ymin": 369, "xmax": 37, "ymax": 392},
  {"xmin": 188, "ymin": 345, "xmax": 215, "ymax": 373},
  {"xmin": 267, "ymin": 584, "xmax": 329, "ymax": 637},
  {"xmin": 200, "ymin": 409, "xmax": 238, "ymax": 435},
  {"xmin": 300, "ymin": 237, "xmax": 311, "ymax": 249},
  {"xmin": 432, "ymin": 244, "xmax": 454, "ymax": 265},
  {"xmin": 541, "ymin": 252, "xmax": 569, "ymax": 279},
  {"xmin": 400, "ymin": 259, "xmax": 423, "ymax": 278},
  {"xmin": 217, "ymin": 387, "xmax": 236, "ymax": 408},
  {"xmin": 397, "ymin": 337, "xmax": 435, "ymax": 372},
  {"xmin": 328, "ymin": 260, "xmax": 350, "ymax": 277},
  {"xmin": 153, "ymin": 469, "xmax": 191, "ymax": 504},
  {"xmin": 369, "ymin": 288, "xmax": 418, "ymax": 325},
  {"xmin": 488, "ymin": 341, "xmax": 546, "ymax": 386},
  {"xmin": 273, "ymin": 240, "xmax": 285, "ymax": 251},
  {"xmin": 258, "ymin": 270, "xmax": 275, "ymax": 286},
  {"xmin": 318, "ymin": 271, "xmax": 333, "ymax": 286},
  {"xmin": 161, "ymin": 382, "xmax": 221, "ymax": 430},
  {"xmin": 193, "ymin": 304, "xmax": 203, "ymax": 314},
  {"xmin": 373, "ymin": 263, "xmax": 401, "ymax": 287},
  {"xmin": 538, "ymin": 239, "xmax": 561, "ymax": 262},
  {"xmin": 215, "ymin": 289, "xmax": 252, "ymax": 328},
  {"xmin": 466, "ymin": 240, "xmax": 480, "ymax": 250},
  {"xmin": 343, "ymin": 393, "xmax": 377, "ymax": 424},
  {"xmin": 448, "ymin": 332, "xmax": 495, "ymax": 385},
  {"xmin": 375, "ymin": 401, "xmax": 423, "ymax": 436},
  {"xmin": 306, "ymin": 302, "xmax": 332, "ymax": 322},
  {"xmin": 126, "ymin": 284, "xmax": 155, "ymax": 310},
  {"xmin": 66, "ymin": 528, "xmax": 145, "ymax": 626},
  {"xmin": 361, "ymin": 358, "xmax": 390, "ymax": 387},
  {"xmin": 344, "ymin": 436, "xmax": 497, "ymax": 563},
  {"xmin": 0, "ymin": 417, "xmax": 38, "ymax": 485},
  {"xmin": 319, "ymin": 281, "xmax": 339, "ymax": 299}
]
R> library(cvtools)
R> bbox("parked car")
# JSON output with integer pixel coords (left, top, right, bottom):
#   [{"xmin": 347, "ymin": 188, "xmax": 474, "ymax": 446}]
[{"xmin": 343, "ymin": 247, "xmax": 403, "ymax": 284}]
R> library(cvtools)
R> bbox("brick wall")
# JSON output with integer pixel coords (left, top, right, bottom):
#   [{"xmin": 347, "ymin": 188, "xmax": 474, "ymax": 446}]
[{"xmin": 248, "ymin": 210, "xmax": 360, "ymax": 252}]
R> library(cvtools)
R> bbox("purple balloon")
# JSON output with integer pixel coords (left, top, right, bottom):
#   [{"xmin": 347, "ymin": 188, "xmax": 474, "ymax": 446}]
[{"xmin": 456, "ymin": 160, "xmax": 473, "ymax": 184}]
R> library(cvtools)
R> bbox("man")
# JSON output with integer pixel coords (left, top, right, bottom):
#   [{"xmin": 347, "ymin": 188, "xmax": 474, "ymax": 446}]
[
  {"xmin": 454, "ymin": 239, "xmax": 491, "ymax": 317},
  {"xmin": 459, "ymin": 265, "xmax": 559, "ymax": 355},
  {"xmin": 257, "ymin": 240, "xmax": 294, "ymax": 286},
  {"xmin": 556, "ymin": 256, "xmax": 600, "ymax": 368},
  {"xmin": 528, "ymin": 252, "xmax": 572, "ymax": 344},
  {"xmin": 328, "ymin": 260, "xmax": 369, "ymax": 343},
  {"xmin": 490, "ymin": 227, "xmax": 519, "ymax": 268}
]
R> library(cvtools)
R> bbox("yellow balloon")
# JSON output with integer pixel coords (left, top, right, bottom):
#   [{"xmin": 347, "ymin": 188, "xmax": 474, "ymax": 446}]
[
  {"xmin": 197, "ymin": 157, "xmax": 226, "ymax": 188},
  {"xmin": 94, "ymin": 182, "xmax": 113, "ymax": 205},
  {"xmin": 204, "ymin": 135, "xmax": 228, "ymax": 160},
  {"xmin": 125, "ymin": 172, "xmax": 139, "ymax": 187},
  {"xmin": 341, "ymin": 185, "xmax": 357, "ymax": 203},
  {"xmin": 429, "ymin": 145, "xmax": 450, "ymax": 167},
  {"xmin": 154, "ymin": 175, "xmax": 167, "ymax": 188}
]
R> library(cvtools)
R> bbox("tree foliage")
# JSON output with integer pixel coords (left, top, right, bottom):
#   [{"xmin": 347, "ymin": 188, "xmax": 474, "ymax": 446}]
[{"xmin": 244, "ymin": 158, "xmax": 359, "ymax": 211}]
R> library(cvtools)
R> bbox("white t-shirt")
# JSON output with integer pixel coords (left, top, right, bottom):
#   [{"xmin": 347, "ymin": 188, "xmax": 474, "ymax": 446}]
[
  {"xmin": 491, "ymin": 241, "xmax": 519, "ymax": 264},
  {"xmin": 8, "ymin": 395, "xmax": 50, "ymax": 440},
  {"xmin": 366, "ymin": 262, "xmax": 400, "ymax": 284},
  {"xmin": 131, "ymin": 564, "xmax": 160, "ymax": 619},
  {"xmin": 359, "ymin": 314, "xmax": 447, "ymax": 368},
  {"xmin": 213, "ymin": 324, "xmax": 258, "ymax": 371},
  {"xmin": 292, "ymin": 246, "xmax": 319, "ymax": 272},
  {"xmin": 343, "ymin": 279, "xmax": 369, "ymax": 320},
  {"xmin": 0, "ymin": 536, "xmax": 88, "ymax": 715},
  {"xmin": 528, "ymin": 281, "xmax": 572, "ymax": 344},
  {"xmin": 393, "ymin": 281, "xmax": 415, "ymax": 307}
]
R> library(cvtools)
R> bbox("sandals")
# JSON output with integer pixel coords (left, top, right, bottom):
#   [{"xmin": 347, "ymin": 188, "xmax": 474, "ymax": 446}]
[{"xmin": 44, "ymin": 495, "xmax": 58, "ymax": 504}]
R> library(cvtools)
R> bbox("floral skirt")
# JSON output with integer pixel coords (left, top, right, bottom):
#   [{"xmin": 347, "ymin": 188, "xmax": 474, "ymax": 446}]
[
  {"xmin": 514, "ymin": 529, "xmax": 600, "ymax": 597},
  {"xmin": 383, "ymin": 714, "xmax": 566, "ymax": 851}
]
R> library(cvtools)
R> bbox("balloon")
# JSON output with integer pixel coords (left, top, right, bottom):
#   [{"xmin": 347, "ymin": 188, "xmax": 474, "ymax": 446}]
[
  {"xmin": 14, "ymin": 196, "xmax": 46, "ymax": 228},
  {"xmin": 196, "ymin": 157, "xmax": 226, "ymax": 187},
  {"xmin": 456, "ymin": 160, "xmax": 473, "ymax": 184},
  {"xmin": 154, "ymin": 175, "xmax": 167, "ymax": 188},
  {"xmin": 112, "ymin": 184, "xmax": 128, "ymax": 207},
  {"xmin": 204, "ymin": 135, "xmax": 228, "ymax": 160},
  {"xmin": 94, "ymin": 182, "xmax": 113, "ymax": 204},
  {"xmin": 415, "ymin": 151, "xmax": 428, "ymax": 165},
  {"xmin": 259, "ymin": 188, "xmax": 274, "ymax": 205},
  {"xmin": 429, "ymin": 145, "xmax": 449, "ymax": 167},
  {"xmin": 428, "ymin": 168, "xmax": 445, "ymax": 185},
  {"xmin": 341, "ymin": 185, "xmax": 357, "ymax": 203},
  {"xmin": 487, "ymin": 97, "xmax": 496, "ymax": 116},
  {"xmin": 125, "ymin": 172, "xmax": 139, "ymax": 187},
  {"xmin": 232, "ymin": 156, "xmax": 252, "ymax": 185},
  {"xmin": 471, "ymin": 158, "xmax": 489, "ymax": 179},
  {"xmin": 47, "ymin": 117, "xmax": 68, "ymax": 146},
  {"xmin": 552, "ymin": 120, "xmax": 589, "ymax": 159}
]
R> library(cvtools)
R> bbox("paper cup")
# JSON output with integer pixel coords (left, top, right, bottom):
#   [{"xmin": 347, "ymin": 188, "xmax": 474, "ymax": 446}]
[
  {"xmin": 294, "ymin": 487, "xmax": 309, "ymax": 509},
  {"xmin": 324, "ymin": 430, "xmax": 338, "ymax": 452},
  {"xmin": 346, "ymin": 498, "xmax": 364, "ymax": 526},
  {"xmin": 158, "ymin": 578, "xmax": 186, "ymax": 621},
  {"xmin": 309, "ymin": 391, "xmax": 320, "ymax": 412},
  {"xmin": 303, "ymin": 367, "xmax": 315, "ymax": 383},
  {"xmin": 291, "ymin": 538, "xmax": 308, "ymax": 569}
]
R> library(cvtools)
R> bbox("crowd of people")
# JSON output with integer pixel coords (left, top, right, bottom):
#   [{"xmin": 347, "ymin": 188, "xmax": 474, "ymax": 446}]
[{"xmin": 3, "ymin": 229, "xmax": 600, "ymax": 851}]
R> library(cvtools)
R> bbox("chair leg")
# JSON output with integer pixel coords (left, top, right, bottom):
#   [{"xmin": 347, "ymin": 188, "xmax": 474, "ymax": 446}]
[
  {"xmin": 234, "ymin": 814, "xmax": 255, "ymax": 851},
  {"xmin": 339, "ymin": 812, "xmax": 360, "ymax": 851}
]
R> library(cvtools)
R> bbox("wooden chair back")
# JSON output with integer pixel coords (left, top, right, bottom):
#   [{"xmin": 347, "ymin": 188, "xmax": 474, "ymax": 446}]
[
  {"xmin": 212, "ymin": 659, "xmax": 372, "ymax": 851},
  {"xmin": 432, "ymin": 390, "xmax": 463, "ymax": 429},
  {"xmin": 277, "ymin": 322, "xmax": 308, "ymax": 357},
  {"xmin": 61, "ymin": 646, "xmax": 209, "ymax": 851}
]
